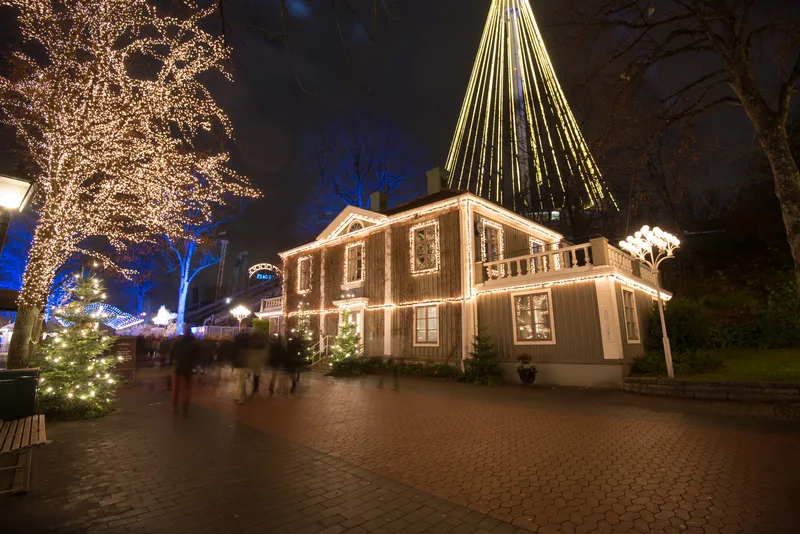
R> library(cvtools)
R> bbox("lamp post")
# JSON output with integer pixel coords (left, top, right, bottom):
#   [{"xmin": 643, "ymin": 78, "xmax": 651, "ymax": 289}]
[
  {"xmin": 0, "ymin": 174, "xmax": 35, "ymax": 256},
  {"xmin": 230, "ymin": 304, "xmax": 251, "ymax": 328},
  {"xmin": 619, "ymin": 225, "xmax": 681, "ymax": 378}
]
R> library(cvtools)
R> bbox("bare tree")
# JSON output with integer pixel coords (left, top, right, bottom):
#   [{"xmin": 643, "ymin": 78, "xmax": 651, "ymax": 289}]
[
  {"xmin": 302, "ymin": 114, "xmax": 424, "ymax": 233},
  {"xmin": 566, "ymin": 0, "xmax": 800, "ymax": 292}
]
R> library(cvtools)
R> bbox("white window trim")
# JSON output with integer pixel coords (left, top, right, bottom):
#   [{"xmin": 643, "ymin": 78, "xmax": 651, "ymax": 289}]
[
  {"xmin": 528, "ymin": 236, "xmax": 545, "ymax": 255},
  {"xmin": 409, "ymin": 219, "xmax": 440, "ymax": 276},
  {"xmin": 510, "ymin": 288, "xmax": 556, "ymax": 345},
  {"xmin": 622, "ymin": 288, "xmax": 641, "ymax": 344},
  {"xmin": 480, "ymin": 218, "xmax": 505, "ymax": 262},
  {"xmin": 412, "ymin": 303, "xmax": 440, "ymax": 347},
  {"xmin": 343, "ymin": 241, "xmax": 365, "ymax": 287},
  {"xmin": 297, "ymin": 256, "xmax": 312, "ymax": 295}
]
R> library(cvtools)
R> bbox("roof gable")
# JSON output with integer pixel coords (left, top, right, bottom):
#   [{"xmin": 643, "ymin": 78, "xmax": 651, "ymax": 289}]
[{"xmin": 315, "ymin": 206, "xmax": 388, "ymax": 242}]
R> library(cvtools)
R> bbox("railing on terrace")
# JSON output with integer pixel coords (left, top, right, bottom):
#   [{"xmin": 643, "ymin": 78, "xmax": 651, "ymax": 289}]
[
  {"xmin": 192, "ymin": 326, "xmax": 254, "ymax": 340},
  {"xmin": 480, "ymin": 238, "xmax": 657, "ymax": 287},
  {"xmin": 260, "ymin": 297, "xmax": 282, "ymax": 312}
]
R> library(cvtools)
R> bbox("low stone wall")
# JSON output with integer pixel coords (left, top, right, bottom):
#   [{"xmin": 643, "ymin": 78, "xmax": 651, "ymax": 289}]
[{"xmin": 623, "ymin": 377, "xmax": 800, "ymax": 402}]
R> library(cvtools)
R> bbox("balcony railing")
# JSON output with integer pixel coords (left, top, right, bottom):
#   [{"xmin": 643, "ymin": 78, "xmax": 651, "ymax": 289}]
[
  {"xmin": 260, "ymin": 297, "xmax": 282, "ymax": 312},
  {"xmin": 479, "ymin": 238, "xmax": 658, "ymax": 288}
]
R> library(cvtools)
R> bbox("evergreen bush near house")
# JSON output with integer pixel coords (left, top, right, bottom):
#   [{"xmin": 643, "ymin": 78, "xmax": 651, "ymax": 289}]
[
  {"xmin": 463, "ymin": 330, "xmax": 504, "ymax": 385},
  {"xmin": 32, "ymin": 275, "xmax": 120, "ymax": 420},
  {"xmin": 252, "ymin": 318, "xmax": 270, "ymax": 335},
  {"xmin": 630, "ymin": 350, "xmax": 723, "ymax": 376},
  {"xmin": 646, "ymin": 298, "xmax": 711, "ymax": 353},
  {"xmin": 329, "ymin": 309, "xmax": 366, "ymax": 376},
  {"xmin": 289, "ymin": 301, "xmax": 315, "ymax": 364},
  {"xmin": 758, "ymin": 281, "xmax": 800, "ymax": 349}
]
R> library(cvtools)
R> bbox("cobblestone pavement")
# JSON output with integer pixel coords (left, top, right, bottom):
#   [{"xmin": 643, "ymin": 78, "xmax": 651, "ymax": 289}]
[{"xmin": 1, "ymin": 372, "xmax": 799, "ymax": 534}]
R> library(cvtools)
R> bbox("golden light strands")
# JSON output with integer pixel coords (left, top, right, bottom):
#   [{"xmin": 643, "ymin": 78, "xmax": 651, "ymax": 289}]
[
  {"xmin": 444, "ymin": 0, "xmax": 616, "ymax": 216},
  {"xmin": 0, "ymin": 0, "xmax": 260, "ymax": 313}
]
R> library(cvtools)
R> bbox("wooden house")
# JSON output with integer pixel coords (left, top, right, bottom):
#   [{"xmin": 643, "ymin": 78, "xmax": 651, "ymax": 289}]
[{"xmin": 274, "ymin": 172, "xmax": 670, "ymax": 388}]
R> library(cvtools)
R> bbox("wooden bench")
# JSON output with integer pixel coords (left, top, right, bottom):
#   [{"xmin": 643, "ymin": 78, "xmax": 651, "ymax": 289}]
[{"xmin": 0, "ymin": 415, "xmax": 47, "ymax": 495}]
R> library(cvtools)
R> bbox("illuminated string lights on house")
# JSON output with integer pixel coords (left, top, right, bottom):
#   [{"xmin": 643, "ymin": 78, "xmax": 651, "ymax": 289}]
[
  {"xmin": 297, "ymin": 256, "xmax": 313, "ymax": 294},
  {"xmin": 443, "ymin": 0, "xmax": 615, "ymax": 214},
  {"xmin": 0, "ymin": 1, "xmax": 259, "ymax": 310},
  {"xmin": 410, "ymin": 220, "xmax": 441, "ymax": 276},
  {"xmin": 343, "ymin": 241, "xmax": 366, "ymax": 284}
]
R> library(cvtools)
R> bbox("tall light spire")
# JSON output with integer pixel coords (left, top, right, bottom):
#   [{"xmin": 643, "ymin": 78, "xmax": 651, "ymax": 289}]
[{"xmin": 445, "ymin": 0, "xmax": 616, "ymax": 217}]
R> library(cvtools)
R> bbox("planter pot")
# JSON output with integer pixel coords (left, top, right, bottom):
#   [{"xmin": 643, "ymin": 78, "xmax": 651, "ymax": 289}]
[{"xmin": 517, "ymin": 367, "xmax": 537, "ymax": 385}]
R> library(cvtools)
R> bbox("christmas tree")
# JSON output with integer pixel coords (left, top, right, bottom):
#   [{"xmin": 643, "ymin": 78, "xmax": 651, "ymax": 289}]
[
  {"xmin": 33, "ymin": 274, "xmax": 120, "ymax": 420},
  {"xmin": 329, "ymin": 309, "xmax": 366, "ymax": 376},
  {"xmin": 465, "ymin": 329, "xmax": 504, "ymax": 385},
  {"xmin": 289, "ymin": 300, "xmax": 315, "ymax": 364}
]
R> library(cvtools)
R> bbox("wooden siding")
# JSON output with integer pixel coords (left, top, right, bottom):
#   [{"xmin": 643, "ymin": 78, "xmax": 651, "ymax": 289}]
[
  {"xmin": 391, "ymin": 209, "xmax": 462, "ymax": 303},
  {"xmin": 320, "ymin": 231, "xmax": 386, "ymax": 308},
  {"xmin": 476, "ymin": 282, "xmax": 604, "ymax": 363},
  {"xmin": 503, "ymin": 223, "xmax": 535, "ymax": 259},
  {"xmin": 363, "ymin": 309, "xmax": 384, "ymax": 357},
  {"xmin": 616, "ymin": 284, "xmax": 654, "ymax": 362},
  {"xmin": 390, "ymin": 304, "xmax": 462, "ymax": 363}
]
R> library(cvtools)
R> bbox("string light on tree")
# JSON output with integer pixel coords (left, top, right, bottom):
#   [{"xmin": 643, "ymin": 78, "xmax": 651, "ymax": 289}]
[
  {"xmin": 619, "ymin": 225, "xmax": 680, "ymax": 378},
  {"xmin": 1, "ymin": 0, "xmax": 260, "ymax": 369}
]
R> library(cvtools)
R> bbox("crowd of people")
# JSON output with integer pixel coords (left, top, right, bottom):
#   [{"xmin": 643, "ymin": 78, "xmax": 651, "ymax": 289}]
[{"xmin": 136, "ymin": 329, "xmax": 307, "ymax": 416}]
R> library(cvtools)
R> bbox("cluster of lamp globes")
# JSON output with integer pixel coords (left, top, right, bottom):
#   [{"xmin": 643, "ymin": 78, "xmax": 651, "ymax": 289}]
[{"xmin": 618, "ymin": 225, "xmax": 680, "ymax": 265}]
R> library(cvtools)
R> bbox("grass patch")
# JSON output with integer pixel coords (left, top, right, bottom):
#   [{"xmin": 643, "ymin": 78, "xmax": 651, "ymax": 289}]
[
  {"xmin": 634, "ymin": 349, "xmax": 800, "ymax": 382},
  {"xmin": 678, "ymin": 349, "xmax": 800, "ymax": 383}
]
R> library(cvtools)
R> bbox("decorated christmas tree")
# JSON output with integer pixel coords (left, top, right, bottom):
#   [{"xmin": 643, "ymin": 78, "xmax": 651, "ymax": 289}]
[
  {"xmin": 289, "ymin": 300, "xmax": 315, "ymax": 364},
  {"xmin": 330, "ymin": 309, "xmax": 363, "ymax": 366},
  {"xmin": 33, "ymin": 274, "xmax": 120, "ymax": 420}
]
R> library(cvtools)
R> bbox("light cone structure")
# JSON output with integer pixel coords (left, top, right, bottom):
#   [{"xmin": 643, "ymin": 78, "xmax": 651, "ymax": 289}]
[{"xmin": 445, "ymin": 0, "xmax": 615, "ymax": 217}]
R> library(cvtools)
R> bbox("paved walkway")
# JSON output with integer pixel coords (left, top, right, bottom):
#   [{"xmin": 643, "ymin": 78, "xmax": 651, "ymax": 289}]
[{"xmin": 2, "ymin": 371, "xmax": 800, "ymax": 533}]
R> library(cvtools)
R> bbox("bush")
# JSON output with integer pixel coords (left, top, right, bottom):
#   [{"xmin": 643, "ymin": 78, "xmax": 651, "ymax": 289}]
[
  {"xmin": 463, "ymin": 330, "xmax": 504, "ymax": 385},
  {"xmin": 708, "ymin": 323, "xmax": 760, "ymax": 349},
  {"xmin": 646, "ymin": 298, "xmax": 710, "ymax": 353},
  {"xmin": 330, "ymin": 356, "xmax": 369, "ymax": 376},
  {"xmin": 630, "ymin": 349, "xmax": 723, "ymax": 376},
  {"xmin": 758, "ymin": 281, "xmax": 800, "ymax": 349}
]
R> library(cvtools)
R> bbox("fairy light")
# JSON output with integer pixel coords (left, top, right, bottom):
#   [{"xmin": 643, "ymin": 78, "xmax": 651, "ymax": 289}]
[
  {"xmin": 443, "ymin": 0, "xmax": 616, "ymax": 214},
  {"xmin": 409, "ymin": 220, "xmax": 441, "ymax": 276},
  {"xmin": 343, "ymin": 241, "xmax": 365, "ymax": 284},
  {"xmin": 1, "ymin": 0, "xmax": 259, "ymax": 311}
]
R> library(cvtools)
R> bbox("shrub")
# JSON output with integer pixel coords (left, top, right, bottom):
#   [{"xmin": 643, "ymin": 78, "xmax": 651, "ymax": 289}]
[
  {"xmin": 708, "ymin": 323, "xmax": 760, "ymax": 349},
  {"xmin": 758, "ymin": 281, "xmax": 800, "ymax": 349},
  {"xmin": 463, "ymin": 330, "xmax": 504, "ymax": 385},
  {"xmin": 252, "ymin": 318, "xmax": 270, "ymax": 334},
  {"xmin": 630, "ymin": 349, "xmax": 723, "ymax": 376},
  {"xmin": 646, "ymin": 298, "xmax": 710, "ymax": 353},
  {"xmin": 330, "ymin": 356, "xmax": 369, "ymax": 376}
]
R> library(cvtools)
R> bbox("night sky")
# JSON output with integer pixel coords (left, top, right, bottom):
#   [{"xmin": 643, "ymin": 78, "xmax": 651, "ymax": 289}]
[{"xmin": 1, "ymin": 0, "xmax": 793, "ymax": 309}]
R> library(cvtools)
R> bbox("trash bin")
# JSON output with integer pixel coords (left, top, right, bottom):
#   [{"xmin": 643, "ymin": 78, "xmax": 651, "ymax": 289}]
[{"xmin": 0, "ymin": 368, "xmax": 39, "ymax": 420}]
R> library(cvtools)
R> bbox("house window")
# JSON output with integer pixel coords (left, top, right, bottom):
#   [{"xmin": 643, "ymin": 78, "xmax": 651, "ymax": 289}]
[
  {"xmin": 512, "ymin": 290, "xmax": 554, "ymax": 344},
  {"xmin": 297, "ymin": 256, "xmax": 312, "ymax": 294},
  {"xmin": 344, "ymin": 242, "xmax": 365, "ymax": 283},
  {"xmin": 414, "ymin": 305, "xmax": 439, "ymax": 345},
  {"xmin": 348, "ymin": 221, "xmax": 363, "ymax": 233},
  {"xmin": 481, "ymin": 219, "xmax": 504, "ymax": 262},
  {"xmin": 623, "ymin": 289, "xmax": 639, "ymax": 342},
  {"xmin": 529, "ymin": 237, "xmax": 544, "ymax": 255},
  {"xmin": 410, "ymin": 220, "xmax": 440, "ymax": 275}
]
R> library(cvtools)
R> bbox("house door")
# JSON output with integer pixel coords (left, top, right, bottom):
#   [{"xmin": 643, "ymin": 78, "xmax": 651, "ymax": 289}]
[{"xmin": 339, "ymin": 308, "xmax": 363, "ymax": 336}]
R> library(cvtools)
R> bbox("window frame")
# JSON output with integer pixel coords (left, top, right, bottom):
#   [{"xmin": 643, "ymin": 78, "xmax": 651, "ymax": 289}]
[
  {"xmin": 343, "ymin": 241, "xmax": 365, "ymax": 286},
  {"xmin": 622, "ymin": 288, "xmax": 640, "ymax": 343},
  {"xmin": 412, "ymin": 304, "xmax": 440, "ymax": 347},
  {"xmin": 297, "ymin": 256, "xmax": 312, "ymax": 295},
  {"xmin": 409, "ymin": 219, "xmax": 440, "ymax": 276},
  {"xmin": 510, "ymin": 288, "xmax": 556, "ymax": 345},
  {"xmin": 480, "ymin": 219, "xmax": 505, "ymax": 263}
]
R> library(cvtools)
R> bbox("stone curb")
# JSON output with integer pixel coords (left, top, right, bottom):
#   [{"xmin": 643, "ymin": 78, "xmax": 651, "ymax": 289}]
[{"xmin": 623, "ymin": 377, "xmax": 800, "ymax": 403}]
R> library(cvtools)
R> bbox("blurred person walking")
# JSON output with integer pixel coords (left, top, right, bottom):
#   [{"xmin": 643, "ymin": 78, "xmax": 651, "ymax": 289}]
[
  {"xmin": 170, "ymin": 326, "xmax": 200, "ymax": 416},
  {"xmin": 233, "ymin": 332, "xmax": 249, "ymax": 403},
  {"xmin": 245, "ymin": 332, "xmax": 268, "ymax": 396}
]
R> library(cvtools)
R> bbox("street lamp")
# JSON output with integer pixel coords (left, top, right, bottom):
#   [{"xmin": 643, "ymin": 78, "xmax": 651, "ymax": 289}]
[
  {"xmin": 230, "ymin": 305, "xmax": 251, "ymax": 328},
  {"xmin": 0, "ymin": 174, "xmax": 35, "ymax": 256},
  {"xmin": 619, "ymin": 225, "xmax": 681, "ymax": 378}
]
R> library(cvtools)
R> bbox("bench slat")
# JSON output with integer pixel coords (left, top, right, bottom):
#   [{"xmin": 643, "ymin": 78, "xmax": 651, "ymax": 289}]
[
  {"xmin": 1, "ymin": 420, "xmax": 18, "ymax": 453},
  {"xmin": 12, "ymin": 417, "xmax": 27, "ymax": 451},
  {"xmin": 0, "ymin": 421, "xmax": 12, "ymax": 452},
  {"xmin": 21, "ymin": 416, "xmax": 33, "ymax": 448},
  {"xmin": 39, "ymin": 414, "xmax": 46, "ymax": 444},
  {"xmin": 30, "ymin": 416, "xmax": 39, "ymax": 446}
]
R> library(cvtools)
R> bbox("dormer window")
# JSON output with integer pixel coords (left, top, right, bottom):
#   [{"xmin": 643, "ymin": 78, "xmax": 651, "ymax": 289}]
[{"xmin": 348, "ymin": 221, "xmax": 363, "ymax": 233}]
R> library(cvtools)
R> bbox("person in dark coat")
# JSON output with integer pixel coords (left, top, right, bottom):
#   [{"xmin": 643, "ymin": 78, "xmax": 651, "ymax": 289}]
[{"xmin": 170, "ymin": 326, "xmax": 200, "ymax": 416}]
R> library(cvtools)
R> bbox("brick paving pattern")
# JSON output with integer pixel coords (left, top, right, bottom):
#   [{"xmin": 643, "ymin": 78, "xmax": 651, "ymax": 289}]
[{"xmin": 1, "ymin": 371, "xmax": 799, "ymax": 533}]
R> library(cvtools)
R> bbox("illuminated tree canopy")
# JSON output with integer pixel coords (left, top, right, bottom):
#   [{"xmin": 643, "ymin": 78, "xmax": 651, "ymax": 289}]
[
  {"xmin": 445, "ymin": 0, "xmax": 615, "ymax": 216},
  {"xmin": 0, "ymin": 0, "xmax": 260, "ymax": 367}
]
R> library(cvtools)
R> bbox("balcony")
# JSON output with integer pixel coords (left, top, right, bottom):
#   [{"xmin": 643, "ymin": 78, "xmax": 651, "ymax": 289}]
[
  {"xmin": 478, "ymin": 237, "xmax": 659, "ymax": 289},
  {"xmin": 259, "ymin": 297, "xmax": 282, "ymax": 316}
]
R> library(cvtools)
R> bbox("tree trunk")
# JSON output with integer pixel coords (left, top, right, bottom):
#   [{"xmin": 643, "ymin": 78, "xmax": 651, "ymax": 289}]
[
  {"xmin": 759, "ymin": 126, "xmax": 800, "ymax": 295},
  {"xmin": 6, "ymin": 304, "xmax": 40, "ymax": 369},
  {"xmin": 28, "ymin": 312, "xmax": 44, "ymax": 360},
  {"xmin": 174, "ymin": 243, "xmax": 194, "ymax": 335}
]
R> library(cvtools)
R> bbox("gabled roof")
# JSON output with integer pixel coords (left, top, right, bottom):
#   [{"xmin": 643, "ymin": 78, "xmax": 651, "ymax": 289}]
[
  {"xmin": 315, "ymin": 206, "xmax": 388, "ymax": 242},
  {"xmin": 381, "ymin": 189, "xmax": 464, "ymax": 216}
]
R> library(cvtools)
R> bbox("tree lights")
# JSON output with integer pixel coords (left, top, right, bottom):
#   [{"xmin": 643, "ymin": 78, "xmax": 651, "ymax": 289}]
[
  {"xmin": 444, "ymin": 0, "xmax": 615, "ymax": 214},
  {"xmin": 0, "ymin": 0, "xmax": 259, "ymax": 367},
  {"xmin": 619, "ymin": 225, "xmax": 680, "ymax": 377}
]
